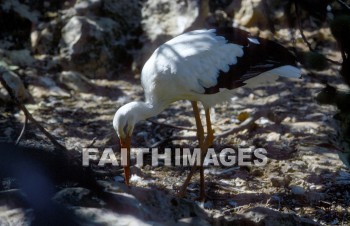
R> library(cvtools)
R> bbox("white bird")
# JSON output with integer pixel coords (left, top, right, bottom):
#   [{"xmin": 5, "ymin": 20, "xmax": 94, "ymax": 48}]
[{"xmin": 113, "ymin": 27, "xmax": 301, "ymax": 199}]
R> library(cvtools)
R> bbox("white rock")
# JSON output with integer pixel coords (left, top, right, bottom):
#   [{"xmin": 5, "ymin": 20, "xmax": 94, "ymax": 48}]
[
  {"xmin": 141, "ymin": 0, "xmax": 200, "ymax": 41},
  {"xmin": 266, "ymin": 132, "xmax": 281, "ymax": 142},
  {"xmin": 130, "ymin": 174, "xmax": 142, "ymax": 182},
  {"xmin": 136, "ymin": 0, "xmax": 205, "ymax": 68}
]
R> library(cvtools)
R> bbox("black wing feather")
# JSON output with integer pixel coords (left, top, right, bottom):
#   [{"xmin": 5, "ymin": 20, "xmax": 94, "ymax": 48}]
[{"xmin": 204, "ymin": 27, "xmax": 298, "ymax": 94}]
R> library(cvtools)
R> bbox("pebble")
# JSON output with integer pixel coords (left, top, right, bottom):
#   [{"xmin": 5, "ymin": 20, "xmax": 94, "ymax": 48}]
[
  {"xmin": 290, "ymin": 185, "xmax": 305, "ymax": 195},
  {"xmin": 266, "ymin": 132, "xmax": 281, "ymax": 142}
]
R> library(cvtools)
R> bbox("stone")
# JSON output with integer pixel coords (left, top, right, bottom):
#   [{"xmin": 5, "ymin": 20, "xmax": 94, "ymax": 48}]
[
  {"xmin": 59, "ymin": 71, "xmax": 94, "ymax": 93},
  {"xmin": 74, "ymin": 0, "xmax": 102, "ymax": 16},
  {"xmin": 226, "ymin": 207, "xmax": 319, "ymax": 225},
  {"xmin": 305, "ymin": 191, "xmax": 325, "ymax": 204},
  {"xmin": 60, "ymin": 15, "xmax": 129, "ymax": 78},
  {"xmin": 290, "ymin": 185, "xmax": 305, "ymax": 195},
  {"xmin": 30, "ymin": 0, "xmax": 141, "ymax": 78},
  {"xmin": 178, "ymin": 217, "xmax": 211, "ymax": 226},
  {"xmin": 0, "ymin": 189, "xmax": 33, "ymax": 225},
  {"xmin": 53, "ymin": 187, "xmax": 105, "ymax": 207},
  {"xmin": 103, "ymin": 0, "xmax": 141, "ymax": 29},
  {"xmin": 1, "ymin": 0, "xmax": 39, "ymax": 23},
  {"xmin": 135, "ymin": 0, "xmax": 206, "ymax": 69},
  {"xmin": 6, "ymin": 49, "xmax": 35, "ymax": 67},
  {"xmin": 0, "ymin": 69, "xmax": 31, "ymax": 102},
  {"xmin": 31, "ymin": 19, "xmax": 62, "ymax": 55},
  {"xmin": 51, "ymin": 181, "xmax": 211, "ymax": 225},
  {"xmin": 0, "ymin": 0, "xmax": 37, "ymax": 49},
  {"xmin": 231, "ymin": 0, "xmax": 268, "ymax": 28},
  {"xmin": 270, "ymin": 176, "xmax": 291, "ymax": 187},
  {"xmin": 28, "ymin": 76, "xmax": 70, "ymax": 98},
  {"xmin": 73, "ymin": 207, "xmax": 156, "ymax": 226},
  {"xmin": 266, "ymin": 132, "xmax": 281, "ymax": 142},
  {"xmin": 141, "ymin": 0, "xmax": 201, "ymax": 42}
]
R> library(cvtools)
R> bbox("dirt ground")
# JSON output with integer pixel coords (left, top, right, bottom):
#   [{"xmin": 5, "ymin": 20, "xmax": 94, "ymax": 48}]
[
  {"xmin": 1, "ymin": 65, "xmax": 350, "ymax": 225},
  {"xmin": 1, "ymin": 28, "xmax": 350, "ymax": 225}
]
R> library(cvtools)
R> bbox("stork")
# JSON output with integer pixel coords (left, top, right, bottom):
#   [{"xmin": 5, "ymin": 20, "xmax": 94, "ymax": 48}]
[{"xmin": 113, "ymin": 27, "xmax": 301, "ymax": 199}]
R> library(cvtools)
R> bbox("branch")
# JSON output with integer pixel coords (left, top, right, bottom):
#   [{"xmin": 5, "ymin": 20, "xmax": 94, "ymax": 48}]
[
  {"xmin": 262, "ymin": 0, "xmax": 275, "ymax": 33},
  {"xmin": 325, "ymin": 57, "xmax": 342, "ymax": 65},
  {"xmin": 294, "ymin": 1, "xmax": 342, "ymax": 66},
  {"xmin": 337, "ymin": 0, "xmax": 350, "ymax": 11},
  {"xmin": 0, "ymin": 71, "xmax": 67, "ymax": 151},
  {"xmin": 15, "ymin": 113, "xmax": 28, "ymax": 145},
  {"xmin": 295, "ymin": 1, "xmax": 313, "ymax": 51}
]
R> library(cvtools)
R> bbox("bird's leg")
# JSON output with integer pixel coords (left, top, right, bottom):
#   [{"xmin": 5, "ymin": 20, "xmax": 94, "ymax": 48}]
[
  {"xmin": 178, "ymin": 106, "xmax": 215, "ymax": 200},
  {"xmin": 123, "ymin": 148, "xmax": 130, "ymax": 185},
  {"xmin": 121, "ymin": 135, "xmax": 131, "ymax": 186},
  {"xmin": 178, "ymin": 101, "xmax": 205, "ymax": 197},
  {"xmin": 204, "ymin": 108, "xmax": 215, "ymax": 147},
  {"xmin": 191, "ymin": 101, "xmax": 205, "ymax": 144},
  {"xmin": 199, "ymin": 108, "xmax": 214, "ymax": 200}
]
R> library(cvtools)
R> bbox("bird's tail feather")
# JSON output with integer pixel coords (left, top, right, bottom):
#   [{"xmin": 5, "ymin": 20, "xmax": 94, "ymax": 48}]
[
  {"xmin": 268, "ymin": 65, "xmax": 301, "ymax": 79},
  {"xmin": 243, "ymin": 65, "xmax": 301, "ymax": 88}
]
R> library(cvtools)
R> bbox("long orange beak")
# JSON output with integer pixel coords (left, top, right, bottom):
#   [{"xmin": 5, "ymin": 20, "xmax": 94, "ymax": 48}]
[{"xmin": 120, "ymin": 135, "xmax": 131, "ymax": 185}]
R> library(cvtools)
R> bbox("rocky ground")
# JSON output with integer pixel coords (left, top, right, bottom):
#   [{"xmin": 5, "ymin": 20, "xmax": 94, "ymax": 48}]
[
  {"xmin": 1, "ymin": 0, "xmax": 350, "ymax": 225},
  {"xmin": 1, "ymin": 61, "xmax": 350, "ymax": 225}
]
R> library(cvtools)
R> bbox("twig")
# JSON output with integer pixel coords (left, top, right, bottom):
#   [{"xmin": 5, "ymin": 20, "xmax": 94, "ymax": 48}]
[
  {"xmin": 150, "ymin": 135, "xmax": 197, "ymax": 148},
  {"xmin": 337, "ymin": 0, "xmax": 350, "ymax": 11},
  {"xmin": 0, "ymin": 72, "xmax": 67, "ymax": 151},
  {"xmin": 326, "ymin": 58, "xmax": 342, "ymax": 65},
  {"xmin": 295, "ymin": 0, "xmax": 314, "ymax": 51},
  {"xmin": 87, "ymin": 137, "xmax": 97, "ymax": 148},
  {"xmin": 214, "ymin": 110, "xmax": 267, "ymax": 139},
  {"xmin": 262, "ymin": 0, "xmax": 275, "ymax": 33},
  {"xmin": 147, "ymin": 119, "xmax": 197, "ymax": 131},
  {"xmin": 150, "ymin": 110, "xmax": 267, "ymax": 147},
  {"xmin": 15, "ymin": 113, "xmax": 28, "ymax": 145},
  {"xmin": 294, "ymin": 1, "xmax": 342, "ymax": 66}
]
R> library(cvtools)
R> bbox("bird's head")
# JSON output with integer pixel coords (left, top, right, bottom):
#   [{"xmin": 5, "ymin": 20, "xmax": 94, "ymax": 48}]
[
  {"xmin": 113, "ymin": 103, "xmax": 139, "ymax": 149},
  {"xmin": 113, "ymin": 101, "xmax": 156, "ymax": 185},
  {"xmin": 113, "ymin": 101, "xmax": 157, "ymax": 146},
  {"xmin": 113, "ymin": 102, "xmax": 139, "ymax": 186}
]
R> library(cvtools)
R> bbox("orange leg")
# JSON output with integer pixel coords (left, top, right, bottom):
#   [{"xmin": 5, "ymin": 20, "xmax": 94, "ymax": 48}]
[
  {"xmin": 178, "ymin": 101, "xmax": 204, "ymax": 197},
  {"xmin": 192, "ymin": 101, "xmax": 205, "ymax": 145},
  {"xmin": 121, "ymin": 135, "xmax": 131, "ymax": 186},
  {"xmin": 178, "ymin": 102, "xmax": 214, "ymax": 200},
  {"xmin": 199, "ymin": 108, "xmax": 214, "ymax": 200}
]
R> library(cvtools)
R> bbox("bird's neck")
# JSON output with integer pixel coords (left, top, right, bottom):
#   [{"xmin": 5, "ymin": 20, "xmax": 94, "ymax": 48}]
[{"xmin": 132, "ymin": 101, "xmax": 167, "ymax": 122}]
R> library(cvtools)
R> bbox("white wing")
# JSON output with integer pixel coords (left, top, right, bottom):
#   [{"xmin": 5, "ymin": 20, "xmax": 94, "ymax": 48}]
[{"xmin": 141, "ymin": 29, "xmax": 244, "ymax": 103}]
